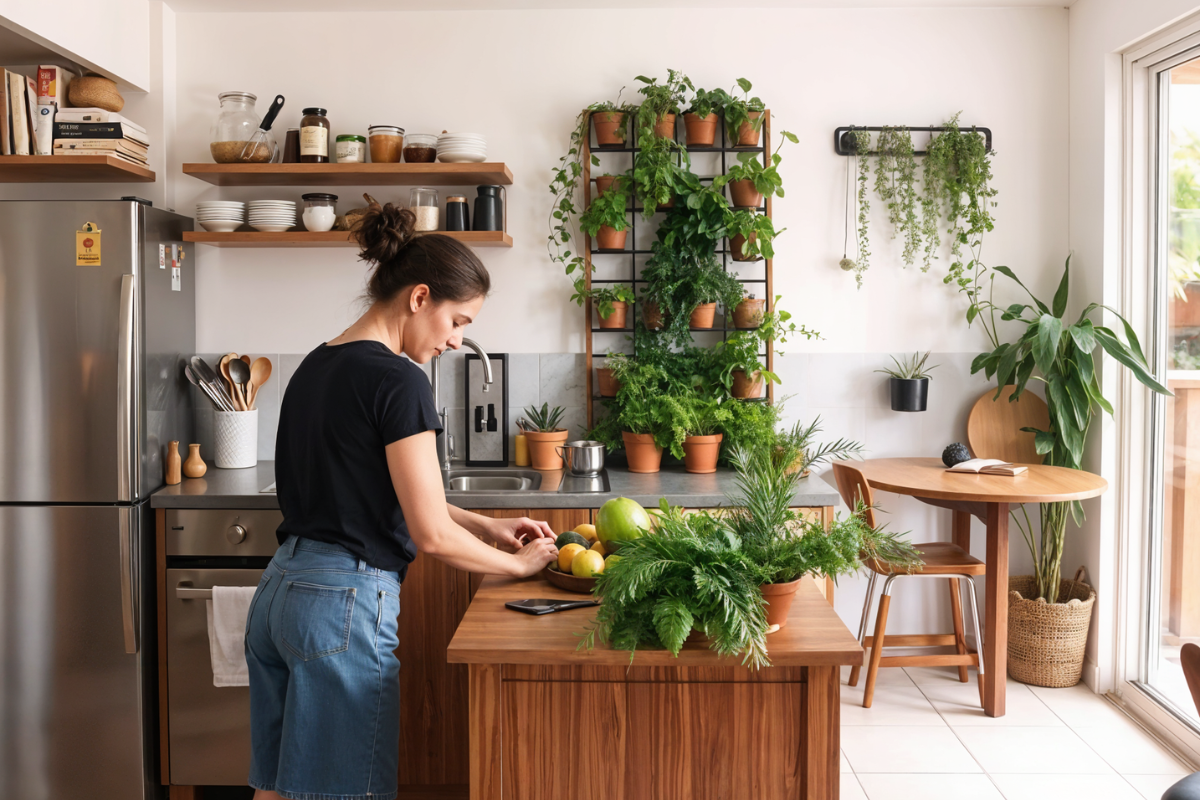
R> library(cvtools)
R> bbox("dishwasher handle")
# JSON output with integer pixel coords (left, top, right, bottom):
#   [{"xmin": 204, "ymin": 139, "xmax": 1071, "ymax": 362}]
[{"xmin": 176, "ymin": 586, "xmax": 213, "ymax": 600}]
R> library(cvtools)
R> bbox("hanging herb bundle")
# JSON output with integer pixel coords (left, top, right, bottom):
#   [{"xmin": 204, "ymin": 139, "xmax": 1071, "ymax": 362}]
[
  {"xmin": 853, "ymin": 129, "xmax": 872, "ymax": 289},
  {"xmin": 874, "ymin": 126, "xmax": 920, "ymax": 268}
]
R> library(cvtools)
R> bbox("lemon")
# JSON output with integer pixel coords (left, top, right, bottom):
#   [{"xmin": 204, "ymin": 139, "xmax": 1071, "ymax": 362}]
[
  {"xmin": 605, "ymin": 554, "xmax": 622, "ymax": 569},
  {"xmin": 589, "ymin": 540, "xmax": 607, "ymax": 557},
  {"xmin": 571, "ymin": 549, "xmax": 604, "ymax": 577},
  {"xmin": 558, "ymin": 543, "xmax": 586, "ymax": 572},
  {"xmin": 573, "ymin": 523, "xmax": 598, "ymax": 543}
]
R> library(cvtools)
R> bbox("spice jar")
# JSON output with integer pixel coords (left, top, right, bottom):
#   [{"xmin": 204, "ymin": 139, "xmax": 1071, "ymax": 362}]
[
  {"xmin": 301, "ymin": 193, "xmax": 338, "ymax": 232},
  {"xmin": 335, "ymin": 134, "xmax": 366, "ymax": 163},
  {"xmin": 368, "ymin": 125, "xmax": 404, "ymax": 163},
  {"xmin": 409, "ymin": 187, "xmax": 439, "ymax": 232},
  {"xmin": 446, "ymin": 196, "xmax": 470, "ymax": 231},
  {"xmin": 403, "ymin": 133, "xmax": 438, "ymax": 163},
  {"xmin": 300, "ymin": 107, "xmax": 330, "ymax": 163}
]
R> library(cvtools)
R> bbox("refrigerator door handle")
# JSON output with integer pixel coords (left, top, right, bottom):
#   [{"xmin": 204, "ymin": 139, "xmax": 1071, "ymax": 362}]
[
  {"xmin": 117, "ymin": 274, "xmax": 135, "ymax": 503},
  {"xmin": 119, "ymin": 508, "xmax": 138, "ymax": 654}
]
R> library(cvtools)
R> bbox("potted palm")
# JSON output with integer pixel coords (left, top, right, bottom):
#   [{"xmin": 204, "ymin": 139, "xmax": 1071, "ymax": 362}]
[
  {"xmin": 971, "ymin": 257, "xmax": 1170, "ymax": 687},
  {"xmin": 636, "ymin": 70, "xmax": 692, "ymax": 140},
  {"xmin": 726, "ymin": 209, "xmax": 783, "ymax": 262},
  {"xmin": 579, "ymin": 176, "xmax": 631, "ymax": 251},
  {"xmin": 773, "ymin": 417, "xmax": 864, "ymax": 478},
  {"xmin": 682, "ymin": 87, "xmax": 731, "ymax": 147},
  {"xmin": 724, "ymin": 78, "xmax": 766, "ymax": 147},
  {"xmin": 581, "ymin": 443, "xmax": 921, "ymax": 662},
  {"xmin": 876, "ymin": 351, "xmax": 937, "ymax": 412},
  {"xmin": 523, "ymin": 403, "xmax": 569, "ymax": 470}
]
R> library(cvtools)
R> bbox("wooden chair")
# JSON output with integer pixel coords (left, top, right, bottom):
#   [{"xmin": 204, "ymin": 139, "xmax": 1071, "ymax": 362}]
[
  {"xmin": 833, "ymin": 462, "xmax": 987, "ymax": 708},
  {"xmin": 1161, "ymin": 644, "xmax": 1200, "ymax": 799},
  {"xmin": 967, "ymin": 385, "xmax": 1050, "ymax": 464}
]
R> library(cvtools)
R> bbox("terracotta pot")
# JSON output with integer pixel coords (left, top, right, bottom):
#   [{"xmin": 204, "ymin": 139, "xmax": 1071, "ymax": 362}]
[
  {"xmin": 731, "ymin": 370, "xmax": 764, "ymax": 399},
  {"xmin": 683, "ymin": 433, "xmax": 723, "ymax": 474},
  {"xmin": 622, "ymin": 431, "xmax": 663, "ymax": 474},
  {"xmin": 657, "ymin": 195, "xmax": 676, "ymax": 211},
  {"xmin": 593, "ymin": 111, "xmax": 627, "ymax": 146},
  {"xmin": 596, "ymin": 367, "xmax": 621, "ymax": 397},
  {"xmin": 595, "ymin": 224, "xmax": 627, "ymax": 251},
  {"xmin": 683, "ymin": 112, "xmax": 718, "ymax": 147},
  {"xmin": 653, "ymin": 112, "xmax": 676, "ymax": 140},
  {"xmin": 525, "ymin": 429, "xmax": 569, "ymax": 470},
  {"xmin": 643, "ymin": 301, "xmax": 665, "ymax": 330},
  {"xmin": 729, "ymin": 232, "xmax": 758, "ymax": 262},
  {"xmin": 597, "ymin": 300, "xmax": 628, "ymax": 329},
  {"xmin": 689, "ymin": 303, "xmax": 717, "ymax": 329},
  {"xmin": 736, "ymin": 111, "xmax": 764, "ymax": 147},
  {"xmin": 760, "ymin": 577, "xmax": 803, "ymax": 629},
  {"xmin": 595, "ymin": 175, "xmax": 621, "ymax": 197},
  {"xmin": 733, "ymin": 297, "xmax": 766, "ymax": 328},
  {"xmin": 728, "ymin": 179, "xmax": 763, "ymax": 209}
]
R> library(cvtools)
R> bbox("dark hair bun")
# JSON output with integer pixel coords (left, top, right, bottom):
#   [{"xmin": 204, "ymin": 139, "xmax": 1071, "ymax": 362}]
[{"xmin": 355, "ymin": 203, "xmax": 416, "ymax": 265}]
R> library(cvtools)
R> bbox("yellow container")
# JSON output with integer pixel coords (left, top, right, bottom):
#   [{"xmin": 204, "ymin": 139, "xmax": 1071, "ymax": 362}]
[{"xmin": 514, "ymin": 433, "xmax": 529, "ymax": 467}]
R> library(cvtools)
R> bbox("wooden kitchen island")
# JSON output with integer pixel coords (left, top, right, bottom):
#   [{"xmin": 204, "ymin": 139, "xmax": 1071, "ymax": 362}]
[{"xmin": 446, "ymin": 574, "xmax": 863, "ymax": 800}]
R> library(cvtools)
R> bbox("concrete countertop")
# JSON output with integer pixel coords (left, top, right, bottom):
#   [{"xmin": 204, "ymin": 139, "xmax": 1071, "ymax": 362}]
[{"xmin": 151, "ymin": 461, "xmax": 842, "ymax": 510}]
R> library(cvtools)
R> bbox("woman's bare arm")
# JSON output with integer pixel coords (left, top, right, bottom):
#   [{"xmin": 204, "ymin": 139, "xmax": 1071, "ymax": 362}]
[{"xmin": 387, "ymin": 431, "xmax": 557, "ymax": 576}]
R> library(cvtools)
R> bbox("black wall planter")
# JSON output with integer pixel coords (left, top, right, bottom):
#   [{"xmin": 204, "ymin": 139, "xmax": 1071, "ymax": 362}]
[{"xmin": 890, "ymin": 377, "xmax": 929, "ymax": 412}]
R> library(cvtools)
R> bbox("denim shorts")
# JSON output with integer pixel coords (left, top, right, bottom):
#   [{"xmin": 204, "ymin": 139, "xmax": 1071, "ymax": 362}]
[{"xmin": 245, "ymin": 534, "xmax": 402, "ymax": 800}]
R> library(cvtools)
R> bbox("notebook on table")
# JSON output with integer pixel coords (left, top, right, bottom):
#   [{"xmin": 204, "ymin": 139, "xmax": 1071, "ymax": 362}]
[{"xmin": 946, "ymin": 458, "xmax": 1028, "ymax": 476}]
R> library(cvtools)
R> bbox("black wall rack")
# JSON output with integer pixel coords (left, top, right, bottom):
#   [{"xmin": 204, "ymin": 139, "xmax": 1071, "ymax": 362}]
[{"xmin": 833, "ymin": 125, "xmax": 993, "ymax": 156}]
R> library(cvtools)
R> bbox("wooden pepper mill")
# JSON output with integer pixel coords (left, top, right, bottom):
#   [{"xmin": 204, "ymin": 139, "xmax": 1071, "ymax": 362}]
[
  {"xmin": 165, "ymin": 441, "xmax": 182, "ymax": 485},
  {"xmin": 183, "ymin": 444, "xmax": 207, "ymax": 478}
]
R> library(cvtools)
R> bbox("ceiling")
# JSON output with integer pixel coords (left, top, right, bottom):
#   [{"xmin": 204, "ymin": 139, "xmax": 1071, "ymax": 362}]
[{"xmin": 166, "ymin": 0, "xmax": 1071, "ymax": 12}]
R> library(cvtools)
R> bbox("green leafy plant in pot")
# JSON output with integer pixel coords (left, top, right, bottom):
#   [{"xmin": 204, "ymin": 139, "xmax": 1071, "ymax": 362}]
[
  {"xmin": 715, "ymin": 299, "xmax": 820, "ymax": 398},
  {"xmin": 679, "ymin": 396, "xmax": 733, "ymax": 474},
  {"xmin": 726, "ymin": 209, "xmax": 783, "ymax": 262},
  {"xmin": 523, "ymin": 403, "xmax": 569, "ymax": 470},
  {"xmin": 683, "ymin": 87, "xmax": 732, "ymax": 147},
  {"xmin": 595, "ymin": 356, "xmax": 678, "ymax": 473},
  {"xmin": 971, "ymin": 257, "xmax": 1169, "ymax": 687},
  {"xmin": 572, "ymin": 282, "xmax": 635, "ymax": 330},
  {"xmin": 875, "ymin": 351, "xmax": 937, "ymax": 412},
  {"xmin": 714, "ymin": 131, "xmax": 797, "ymax": 210},
  {"xmin": 633, "ymin": 132, "xmax": 688, "ymax": 218},
  {"xmin": 686, "ymin": 251, "xmax": 746, "ymax": 330},
  {"xmin": 724, "ymin": 78, "xmax": 766, "ymax": 147},
  {"xmin": 635, "ymin": 69, "xmax": 692, "ymax": 140},
  {"xmin": 579, "ymin": 174, "xmax": 631, "ymax": 251}
]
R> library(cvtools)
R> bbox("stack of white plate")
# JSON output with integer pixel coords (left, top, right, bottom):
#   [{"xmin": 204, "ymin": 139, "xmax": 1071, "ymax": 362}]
[
  {"xmin": 247, "ymin": 200, "xmax": 297, "ymax": 233},
  {"xmin": 195, "ymin": 201, "xmax": 246, "ymax": 232},
  {"xmin": 437, "ymin": 133, "xmax": 487, "ymax": 163}
]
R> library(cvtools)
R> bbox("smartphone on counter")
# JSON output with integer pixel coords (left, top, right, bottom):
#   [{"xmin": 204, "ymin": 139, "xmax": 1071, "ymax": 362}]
[{"xmin": 505, "ymin": 598, "xmax": 601, "ymax": 616}]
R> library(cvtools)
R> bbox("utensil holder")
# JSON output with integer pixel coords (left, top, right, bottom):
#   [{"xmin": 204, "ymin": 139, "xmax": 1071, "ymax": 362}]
[{"xmin": 214, "ymin": 410, "xmax": 258, "ymax": 469}]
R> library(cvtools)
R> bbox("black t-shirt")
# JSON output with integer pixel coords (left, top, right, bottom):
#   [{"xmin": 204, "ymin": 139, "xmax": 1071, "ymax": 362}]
[{"xmin": 275, "ymin": 340, "xmax": 442, "ymax": 578}]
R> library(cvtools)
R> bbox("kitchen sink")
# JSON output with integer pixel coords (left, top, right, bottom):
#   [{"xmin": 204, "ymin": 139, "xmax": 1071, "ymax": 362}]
[{"xmin": 445, "ymin": 469, "xmax": 542, "ymax": 492}]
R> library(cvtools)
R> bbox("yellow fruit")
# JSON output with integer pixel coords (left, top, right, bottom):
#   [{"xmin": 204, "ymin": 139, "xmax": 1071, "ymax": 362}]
[
  {"xmin": 590, "ymin": 540, "xmax": 607, "ymax": 556},
  {"xmin": 573, "ymin": 523, "xmax": 598, "ymax": 543},
  {"xmin": 605, "ymin": 554, "xmax": 622, "ymax": 569},
  {"xmin": 558, "ymin": 543, "xmax": 586, "ymax": 572},
  {"xmin": 571, "ymin": 549, "xmax": 604, "ymax": 577}
]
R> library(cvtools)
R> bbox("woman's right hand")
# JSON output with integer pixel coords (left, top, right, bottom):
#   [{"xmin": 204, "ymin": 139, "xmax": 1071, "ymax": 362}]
[{"xmin": 511, "ymin": 537, "xmax": 559, "ymax": 578}]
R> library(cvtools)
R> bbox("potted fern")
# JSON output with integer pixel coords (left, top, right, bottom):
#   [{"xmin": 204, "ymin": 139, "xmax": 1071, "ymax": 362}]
[
  {"xmin": 522, "ymin": 403, "xmax": 569, "ymax": 470},
  {"xmin": 686, "ymin": 251, "xmax": 745, "ymax": 330},
  {"xmin": 876, "ymin": 351, "xmax": 937, "ymax": 412}
]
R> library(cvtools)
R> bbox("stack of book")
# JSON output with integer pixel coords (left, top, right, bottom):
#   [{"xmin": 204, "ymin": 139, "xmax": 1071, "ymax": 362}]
[{"xmin": 53, "ymin": 109, "xmax": 149, "ymax": 167}]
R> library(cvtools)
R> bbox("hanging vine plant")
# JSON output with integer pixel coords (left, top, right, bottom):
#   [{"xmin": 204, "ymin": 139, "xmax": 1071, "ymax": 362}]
[
  {"xmin": 853, "ymin": 129, "xmax": 872, "ymax": 289},
  {"xmin": 874, "ymin": 126, "xmax": 920, "ymax": 268}
]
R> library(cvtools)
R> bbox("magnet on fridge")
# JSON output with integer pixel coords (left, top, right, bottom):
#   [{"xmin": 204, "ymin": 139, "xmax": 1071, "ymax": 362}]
[{"xmin": 159, "ymin": 243, "xmax": 166, "ymax": 269}]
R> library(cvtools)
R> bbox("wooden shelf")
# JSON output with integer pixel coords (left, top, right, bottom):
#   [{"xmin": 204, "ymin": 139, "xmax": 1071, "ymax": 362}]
[
  {"xmin": 182, "ymin": 230, "xmax": 513, "ymax": 248},
  {"xmin": 0, "ymin": 155, "xmax": 155, "ymax": 183},
  {"xmin": 182, "ymin": 162, "xmax": 513, "ymax": 187}
]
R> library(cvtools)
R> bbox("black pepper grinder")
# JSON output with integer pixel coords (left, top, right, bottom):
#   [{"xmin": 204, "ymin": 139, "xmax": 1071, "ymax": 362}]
[{"xmin": 472, "ymin": 185, "xmax": 503, "ymax": 232}]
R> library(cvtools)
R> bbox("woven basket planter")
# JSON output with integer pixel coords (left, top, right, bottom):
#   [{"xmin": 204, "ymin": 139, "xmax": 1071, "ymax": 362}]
[{"xmin": 1008, "ymin": 569, "xmax": 1095, "ymax": 688}]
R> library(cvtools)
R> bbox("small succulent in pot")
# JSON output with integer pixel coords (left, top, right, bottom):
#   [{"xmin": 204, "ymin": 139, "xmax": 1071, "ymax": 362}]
[
  {"xmin": 875, "ymin": 351, "xmax": 937, "ymax": 412},
  {"xmin": 942, "ymin": 442, "xmax": 972, "ymax": 467}
]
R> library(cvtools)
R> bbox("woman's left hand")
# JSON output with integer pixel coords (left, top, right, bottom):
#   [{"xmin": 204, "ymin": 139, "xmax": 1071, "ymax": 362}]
[{"xmin": 486, "ymin": 516, "xmax": 556, "ymax": 552}]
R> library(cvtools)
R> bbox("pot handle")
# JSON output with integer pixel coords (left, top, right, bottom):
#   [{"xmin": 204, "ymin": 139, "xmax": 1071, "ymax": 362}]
[{"xmin": 555, "ymin": 445, "xmax": 568, "ymax": 458}]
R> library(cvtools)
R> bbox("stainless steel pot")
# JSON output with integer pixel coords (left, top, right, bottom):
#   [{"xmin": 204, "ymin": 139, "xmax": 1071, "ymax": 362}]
[{"xmin": 556, "ymin": 440, "xmax": 606, "ymax": 476}]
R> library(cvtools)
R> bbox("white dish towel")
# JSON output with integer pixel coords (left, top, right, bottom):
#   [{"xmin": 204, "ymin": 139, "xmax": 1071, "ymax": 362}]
[{"xmin": 206, "ymin": 586, "xmax": 257, "ymax": 687}]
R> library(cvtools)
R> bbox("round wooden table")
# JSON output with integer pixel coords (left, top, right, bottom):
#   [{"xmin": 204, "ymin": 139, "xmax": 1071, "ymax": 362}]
[{"xmin": 850, "ymin": 457, "xmax": 1108, "ymax": 717}]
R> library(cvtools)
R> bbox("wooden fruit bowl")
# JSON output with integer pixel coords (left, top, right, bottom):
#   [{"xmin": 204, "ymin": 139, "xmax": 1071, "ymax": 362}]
[{"xmin": 541, "ymin": 564, "xmax": 599, "ymax": 594}]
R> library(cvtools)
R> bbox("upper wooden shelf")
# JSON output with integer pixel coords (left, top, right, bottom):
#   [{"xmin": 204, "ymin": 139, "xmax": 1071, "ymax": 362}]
[
  {"xmin": 182, "ymin": 162, "xmax": 513, "ymax": 187},
  {"xmin": 0, "ymin": 155, "xmax": 155, "ymax": 183},
  {"xmin": 182, "ymin": 230, "xmax": 512, "ymax": 249}
]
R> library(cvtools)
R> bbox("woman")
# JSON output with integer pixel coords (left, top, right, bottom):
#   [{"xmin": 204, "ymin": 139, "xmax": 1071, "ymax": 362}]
[{"xmin": 244, "ymin": 204, "xmax": 559, "ymax": 800}]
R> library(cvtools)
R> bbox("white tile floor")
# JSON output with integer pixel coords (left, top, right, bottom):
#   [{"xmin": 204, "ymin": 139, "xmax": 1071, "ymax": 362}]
[{"xmin": 838, "ymin": 665, "xmax": 1196, "ymax": 800}]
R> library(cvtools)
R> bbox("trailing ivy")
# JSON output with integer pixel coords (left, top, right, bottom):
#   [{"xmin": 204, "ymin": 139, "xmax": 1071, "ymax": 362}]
[
  {"xmin": 853, "ymin": 129, "xmax": 872, "ymax": 289},
  {"xmin": 874, "ymin": 126, "xmax": 920, "ymax": 268}
]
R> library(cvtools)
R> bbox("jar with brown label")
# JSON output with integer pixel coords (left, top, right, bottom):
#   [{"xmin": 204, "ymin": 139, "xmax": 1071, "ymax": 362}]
[{"xmin": 299, "ymin": 107, "xmax": 330, "ymax": 163}]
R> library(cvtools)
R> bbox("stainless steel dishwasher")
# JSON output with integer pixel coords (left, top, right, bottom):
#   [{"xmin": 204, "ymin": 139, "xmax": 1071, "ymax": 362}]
[{"xmin": 165, "ymin": 508, "xmax": 282, "ymax": 787}]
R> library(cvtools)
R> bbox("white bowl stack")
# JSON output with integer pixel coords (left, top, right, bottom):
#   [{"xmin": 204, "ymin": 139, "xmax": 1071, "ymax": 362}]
[
  {"xmin": 195, "ymin": 201, "xmax": 246, "ymax": 232},
  {"xmin": 248, "ymin": 200, "xmax": 297, "ymax": 232},
  {"xmin": 437, "ymin": 133, "xmax": 487, "ymax": 163}
]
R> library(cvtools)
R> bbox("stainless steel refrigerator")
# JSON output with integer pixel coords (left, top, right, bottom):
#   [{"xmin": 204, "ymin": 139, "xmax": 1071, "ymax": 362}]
[{"xmin": 0, "ymin": 200, "xmax": 195, "ymax": 800}]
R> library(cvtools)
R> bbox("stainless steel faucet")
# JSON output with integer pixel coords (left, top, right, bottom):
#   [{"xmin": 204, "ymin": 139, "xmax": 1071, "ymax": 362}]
[{"xmin": 432, "ymin": 338, "xmax": 493, "ymax": 470}]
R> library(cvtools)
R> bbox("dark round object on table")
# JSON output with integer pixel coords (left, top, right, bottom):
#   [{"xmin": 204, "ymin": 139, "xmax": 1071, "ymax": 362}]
[{"xmin": 942, "ymin": 442, "xmax": 972, "ymax": 467}]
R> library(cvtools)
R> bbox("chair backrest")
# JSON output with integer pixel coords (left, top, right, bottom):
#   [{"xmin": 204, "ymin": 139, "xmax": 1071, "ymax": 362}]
[
  {"xmin": 832, "ymin": 462, "xmax": 878, "ymax": 529},
  {"xmin": 967, "ymin": 385, "xmax": 1051, "ymax": 464},
  {"xmin": 1182, "ymin": 643, "xmax": 1200, "ymax": 717}
]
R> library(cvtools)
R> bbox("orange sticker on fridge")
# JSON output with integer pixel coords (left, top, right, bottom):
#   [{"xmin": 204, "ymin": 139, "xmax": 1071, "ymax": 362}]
[{"xmin": 76, "ymin": 221, "xmax": 101, "ymax": 266}]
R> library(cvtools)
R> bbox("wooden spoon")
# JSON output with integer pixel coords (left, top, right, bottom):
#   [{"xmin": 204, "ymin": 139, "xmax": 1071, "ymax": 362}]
[{"xmin": 248, "ymin": 357, "xmax": 273, "ymax": 410}]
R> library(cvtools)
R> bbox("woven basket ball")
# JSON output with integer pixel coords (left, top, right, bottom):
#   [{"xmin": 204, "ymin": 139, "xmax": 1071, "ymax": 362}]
[{"xmin": 68, "ymin": 74, "xmax": 124, "ymax": 113}]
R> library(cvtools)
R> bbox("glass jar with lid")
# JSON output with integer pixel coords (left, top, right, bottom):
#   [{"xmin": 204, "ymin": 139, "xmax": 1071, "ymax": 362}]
[
  {"xmin": 409, "ymin": 187, "xmax": 439, "ymax": 232},
  {"xmin": 335, "ymin": 135, "xmax": 366, "ymax": 163},
  {"xmin": 300, "ymin": 107, "xmax": 330, "ymax": 163},
  {"xmin": 301, "ymin": 193, "xmax": 338, "ymax": 232},
  {"xmin": 209, "ymin": 91, "xmax": 275, "ymax": 163}
]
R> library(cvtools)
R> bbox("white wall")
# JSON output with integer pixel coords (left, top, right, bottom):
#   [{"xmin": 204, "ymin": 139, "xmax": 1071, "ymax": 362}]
[
  {"xmin": 1068, "ymin": 0, "xmax": 1200, "ymax": 692},
  {"xmin": 0, "ymin": 0, "xmax": 151, "ymax": 90}
]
